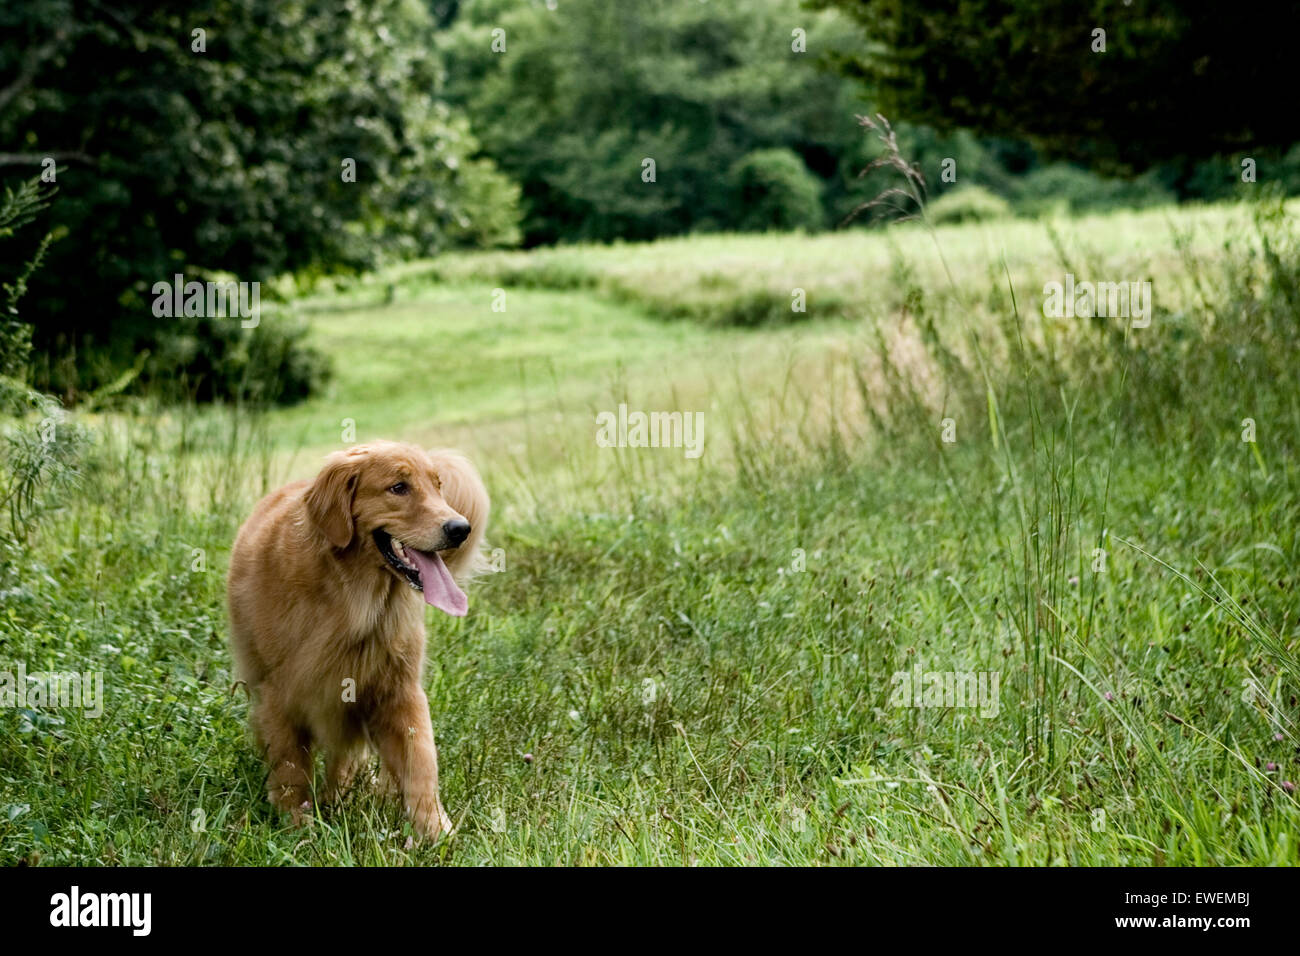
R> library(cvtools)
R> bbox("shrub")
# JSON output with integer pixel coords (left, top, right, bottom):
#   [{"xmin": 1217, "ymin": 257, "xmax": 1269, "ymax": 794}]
[
  {"xmin": 926, "ymin": 185, "xmax": 1013, "ymax": 225},
  {"xmin": 146, "ymin": 313, "xmax": 331, "ymax": 408},
  {"xmin": 729, "ymin": 149, "xmax": 826, "ymax": 233},
  {"xmin": 1011, "ymin": 163, "xmax": 1175, "ymax": 216}
]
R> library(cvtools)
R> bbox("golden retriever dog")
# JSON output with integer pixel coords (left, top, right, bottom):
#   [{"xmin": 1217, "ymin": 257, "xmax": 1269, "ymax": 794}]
[{"xmin": 227, "ymin": 440, "xmax": 488, "ymax": 839}]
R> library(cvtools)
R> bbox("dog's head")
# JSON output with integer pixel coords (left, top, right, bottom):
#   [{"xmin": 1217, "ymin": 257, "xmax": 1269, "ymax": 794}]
[{"xmin": 303, "ymin": 441, "xmax": 489, "ymax": 616}]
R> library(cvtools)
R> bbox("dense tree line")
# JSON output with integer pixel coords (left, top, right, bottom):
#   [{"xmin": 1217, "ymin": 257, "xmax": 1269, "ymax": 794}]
[
  {"xmin": 439, "ymin": 0, "xmax": 1295, "ymax": 246},
  {"xmin": 2, "ymin": 0, "xmax": 1295, "ymax": 403},
  {"xmin": 812, "ymin": 0, "xmax": 1300, "ymax": 180}
]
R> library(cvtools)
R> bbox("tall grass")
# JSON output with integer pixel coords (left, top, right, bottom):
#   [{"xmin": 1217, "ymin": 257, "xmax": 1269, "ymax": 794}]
[{"xmin": 1, "ymin": 194, "xmax": 1297, "ymax": 864}]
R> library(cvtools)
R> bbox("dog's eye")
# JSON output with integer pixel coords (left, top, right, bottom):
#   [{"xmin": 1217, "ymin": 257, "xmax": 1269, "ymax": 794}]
[{"xmin": 388, "ymin": 482, "xmax": 409, "ymax": 496}]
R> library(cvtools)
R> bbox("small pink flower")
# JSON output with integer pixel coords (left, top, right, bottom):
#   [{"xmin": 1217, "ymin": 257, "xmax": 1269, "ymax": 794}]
[
  {"xmin": 1266, "ymin": 762, "xmax": 1278, "ymax": 771},
  {"xmin": 1275, "ymin": 733, "xmax": 1285, "ymax": 741},
  {"xmin": 1104, "ymin": 692, "xmax": 1114, "ymax": 701},
  {"xmin": 1281, "ymin": 781, "xmax": 1296, "ymax": 793}
]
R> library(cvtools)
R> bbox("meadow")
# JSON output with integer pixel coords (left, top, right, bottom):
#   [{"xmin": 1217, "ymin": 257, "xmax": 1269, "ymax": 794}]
[{"xmin": 2, "ymin": 197, "xmax": 1298, "ymax": 865}]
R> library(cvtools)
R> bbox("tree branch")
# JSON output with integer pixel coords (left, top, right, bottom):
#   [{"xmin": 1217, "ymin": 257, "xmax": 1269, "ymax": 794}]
[
  {"xmin": 0, "ymin": 152, "xmax": 97, "ymax": 168},
  {"xmin": 0, "ymin": 32, "xmax": 70, "ymax": 116}
]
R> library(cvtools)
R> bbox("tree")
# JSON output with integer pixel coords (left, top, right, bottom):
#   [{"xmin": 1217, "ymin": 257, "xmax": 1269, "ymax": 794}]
[
  {"xmin": 813, "ymin": 0, "xmax": 1300, "ymax": 175},
  {"xmin": 729, "ymin": 149, "xmax": 825, "ymax": 232},
  {"xmin": 439, "ymin": 0, "xmax": 870, "ymax": 244},
  {"xmin": 0, "ymin": 0, "xmax": 520, "ymax": 401}
]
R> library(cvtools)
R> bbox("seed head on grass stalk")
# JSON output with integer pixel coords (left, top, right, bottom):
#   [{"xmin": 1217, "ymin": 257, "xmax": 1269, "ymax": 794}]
[
  {"xmin": 847, "ymin": 113, "xmax": 964, "ymax": 308},
  {"xmin": 844, "ymin": 114, "xmax": 929, "ymax": 227}
]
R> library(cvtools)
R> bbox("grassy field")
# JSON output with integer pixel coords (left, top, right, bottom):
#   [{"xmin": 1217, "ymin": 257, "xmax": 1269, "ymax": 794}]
[{"xmin": 2, "ymin": 199, "xmax": 1299, "ymax": 865}]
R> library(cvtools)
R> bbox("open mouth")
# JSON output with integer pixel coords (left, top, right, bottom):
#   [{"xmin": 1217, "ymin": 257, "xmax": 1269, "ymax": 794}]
[{"xmin": 372, "ymin": 529, "xmax": 467, "ymax": 616}]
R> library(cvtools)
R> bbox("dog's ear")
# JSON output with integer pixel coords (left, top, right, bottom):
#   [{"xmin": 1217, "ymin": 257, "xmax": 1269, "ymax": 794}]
[
  {"xmin": 427, "ymin": 448, "xmax": 490, "ymax": 581},
  {"xmin": 305, "ymin": 448, "xmax": 364, "ymax": 549}
]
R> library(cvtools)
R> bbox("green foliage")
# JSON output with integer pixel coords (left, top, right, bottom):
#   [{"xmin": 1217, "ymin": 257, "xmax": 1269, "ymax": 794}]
[
  {"xmin": 1178, "ymin": 145, "xmax": 1300, "ymax": 204},
  {"xmin": 440, "ymin": 0, "xmax": 865, "ymax": 243},
  {"xmin": 0, "ymin": 177, "xmax": 88, "ymax": 542},
  {"xmin": 147, "ymin": 313, "xmax": 331, "ymax": 408},
  {"xmin": 0, "ymin": 0, "xmax": 520, "ymax": 402},
  {"xmin": 728, "ymin": 149, "xmax": 825, "ymax": 232},
  {"xmin": 0, "ymin": 178, "xmax": 53, "ymax": 380},
  {"xmin": 1011, "ymin": 164, "xmax": 1175, "ymax": 217},
  {"xmin": 852, "ymin": 127, "xmax": 1181, "ymax": 224},
  {"xmin": 925, "ymin": 185, "xmax": 1012, "ymax": 224},
  {"xmin": 440, "ymin": 0, "xmax": 1221, "ymax": 243},
  {"xmin": 0, "ymin": 404, "xmax": 88, "ymax": 542},
  {"xmin": 814, "ymin": 0, "xmax": 1300, "ymax": 174}
]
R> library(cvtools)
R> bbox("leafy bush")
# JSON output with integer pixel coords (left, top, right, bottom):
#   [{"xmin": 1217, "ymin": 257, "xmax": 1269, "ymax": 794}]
[
  {"xmin": 728, "ymin": 149, "xmax": 826, "ymax": 233},
  {"xmin": 146, "ymin": 313, "xmax": 332, "ymax": 408},
  {"xmin": 1011, "ymin": 163, "xmax": 1175, "ymax": 217},
  {"xmin": 926, "ymin": 185, "xmax": 1013, "ymax": 224}
]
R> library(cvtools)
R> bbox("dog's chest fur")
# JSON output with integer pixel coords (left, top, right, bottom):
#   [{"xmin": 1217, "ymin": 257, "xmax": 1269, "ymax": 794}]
[{"xmin": 315, "ymin": 582, "xmax": 425, "ymax": 692}]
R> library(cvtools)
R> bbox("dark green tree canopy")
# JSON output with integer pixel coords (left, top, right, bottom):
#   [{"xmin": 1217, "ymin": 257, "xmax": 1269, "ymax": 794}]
[
  {"xmin": 814, "ymin": 0, "xmax": 1300, "ymax": 174},
  {"xmin": 439, "ymin": 0, "xmax": 869, "ymax": 244}
]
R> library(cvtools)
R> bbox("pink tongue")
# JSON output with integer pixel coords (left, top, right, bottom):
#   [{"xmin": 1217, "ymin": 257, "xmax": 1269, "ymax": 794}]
[{"xmin": 406, "ymin": 548, "xmax": 467, "ymax": 616}]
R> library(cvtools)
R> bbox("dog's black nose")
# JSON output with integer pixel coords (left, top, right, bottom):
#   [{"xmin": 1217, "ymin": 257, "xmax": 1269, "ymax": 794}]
[{"xmin": 443, "ymin": 519, "xmax": 471, "ymax": 546}]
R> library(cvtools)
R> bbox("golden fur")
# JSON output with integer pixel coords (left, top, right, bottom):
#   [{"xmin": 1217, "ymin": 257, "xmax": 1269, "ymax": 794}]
[{"xmin": 227, "ymin": 440, "xmax": 488, "ymax": 839}]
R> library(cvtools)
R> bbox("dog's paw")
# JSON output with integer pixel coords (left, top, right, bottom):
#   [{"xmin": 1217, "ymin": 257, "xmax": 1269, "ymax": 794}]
[
  {"xmin": 289, "ymin": 799, "xmax": 313, "ymax": 829},
  {"xmin": 269, "ymin": 782, "xmax": 311, "ymax": 815},
  {"xmin": 407, "ymin": 794, "xmax": 453, "ymax": 841}
]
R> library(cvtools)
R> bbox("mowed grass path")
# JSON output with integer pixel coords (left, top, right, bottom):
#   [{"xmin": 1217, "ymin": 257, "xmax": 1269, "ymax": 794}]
[{"xmin": 252, "ymin": 281, "xmax": 866, "ymax": 509}]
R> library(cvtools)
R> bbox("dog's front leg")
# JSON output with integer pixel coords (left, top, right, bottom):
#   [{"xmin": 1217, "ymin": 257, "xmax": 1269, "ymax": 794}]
[
  {"xmin": 256, "ymin": 695, "xmax": 314, "ymax": 825},
  {"xmin": 373, "ymin": 686, "xmax": 453, "ymax": 840}
]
